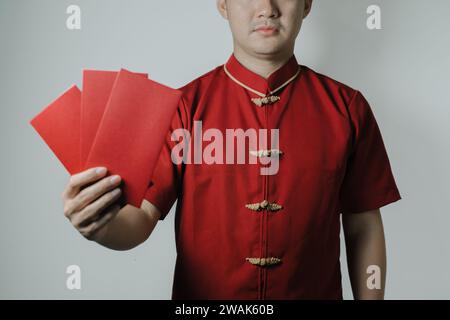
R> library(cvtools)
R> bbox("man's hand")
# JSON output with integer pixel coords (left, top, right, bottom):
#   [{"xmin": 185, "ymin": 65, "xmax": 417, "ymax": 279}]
[{"xmin": 61, "ymin": 167, "xmax": 122, "ymax": 242}]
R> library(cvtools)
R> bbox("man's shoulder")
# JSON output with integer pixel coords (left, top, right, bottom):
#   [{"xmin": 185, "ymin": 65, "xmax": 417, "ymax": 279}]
[
  {"xmin": 177, "ymin": 64, "xmax": 225, "ymax": 101},
  {"xmin": 301, "ymin": 64, "xmax": 359, "ymax": 103}
]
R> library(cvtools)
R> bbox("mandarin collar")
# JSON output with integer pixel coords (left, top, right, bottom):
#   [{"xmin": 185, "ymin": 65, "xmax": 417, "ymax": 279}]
[{"xmin": 224, "ymin": 53, "xmax": 300, "ymax": 96}]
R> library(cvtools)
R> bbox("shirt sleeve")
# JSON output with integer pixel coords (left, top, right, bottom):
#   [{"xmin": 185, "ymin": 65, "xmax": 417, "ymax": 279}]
[
  {"xmin": 338, "ymin": 90, "xmax": 402, "ymax": 214},
  {"xmin": 142, "ymin": 96, "xmax": 189, "ymax": 220}
]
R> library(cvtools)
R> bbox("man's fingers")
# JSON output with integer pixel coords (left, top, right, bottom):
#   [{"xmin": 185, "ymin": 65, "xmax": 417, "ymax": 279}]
[
  {"xmin": 63, "ymin": 167, "xmax": 108, "ymax": 199},
  {"xmin": 74, "ymin": 187, "xmax": 122, "ymax": 227},
  {"xmin": 73, "ymin": 174, "xmax": 122, "ymax": 213},
  {"xmin": 78, "ymin": 204, "xmax": 121, "ymax": 241}
]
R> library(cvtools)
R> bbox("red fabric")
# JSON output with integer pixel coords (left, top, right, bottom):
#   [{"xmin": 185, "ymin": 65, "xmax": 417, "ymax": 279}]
[
  {"xmin": 30, "ymin": 85, "xmax": 82, "ymax": 174},
  {"xmin": 85, "ymin": 69, "xmax": 182, "ymax": 208},
  {"xmin": 144, "ymin": 54, "xmax": 401, "ymax": 299}
]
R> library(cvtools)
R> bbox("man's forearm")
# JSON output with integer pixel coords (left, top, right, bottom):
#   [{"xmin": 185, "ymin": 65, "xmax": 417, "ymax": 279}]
[
  {"xmin": 92, "ymin": 205, "xmax": 156, "ymax": 251},
  {"xmin": 343, "ymin": 211, "xmax": 387, "ymax": 300}
]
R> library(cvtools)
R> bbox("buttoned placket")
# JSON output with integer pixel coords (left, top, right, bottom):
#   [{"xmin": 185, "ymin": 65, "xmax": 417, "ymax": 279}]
[
  {"xmin": 223, "ymin": 59, "xmax": 300, "ymax": 300},
  {"xmin": 259, "ymin": 88, "xmax": 282, "ymax": 300}
]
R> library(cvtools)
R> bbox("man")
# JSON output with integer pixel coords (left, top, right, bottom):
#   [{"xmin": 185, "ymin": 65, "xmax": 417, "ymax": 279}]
[{"xmin": 61, "ymin": 0, "xmax": 401, "ymax": 299}]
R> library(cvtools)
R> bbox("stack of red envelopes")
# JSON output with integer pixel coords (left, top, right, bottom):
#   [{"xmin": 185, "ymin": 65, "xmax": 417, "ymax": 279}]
[{"xmin": 30, "ymin": 69, "xmax": 182, "ymax": 208}]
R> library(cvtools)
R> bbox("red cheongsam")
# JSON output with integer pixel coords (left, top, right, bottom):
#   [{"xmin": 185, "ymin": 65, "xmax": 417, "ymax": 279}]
[{"xmin": 143, "ymin": 53, "xmax": 402, "ymax": 300}]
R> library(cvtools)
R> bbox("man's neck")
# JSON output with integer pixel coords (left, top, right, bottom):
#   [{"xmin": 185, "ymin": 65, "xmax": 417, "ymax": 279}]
[{"xmin": 233, "ymin": 48, "xmax": 294, "ymax": 79}]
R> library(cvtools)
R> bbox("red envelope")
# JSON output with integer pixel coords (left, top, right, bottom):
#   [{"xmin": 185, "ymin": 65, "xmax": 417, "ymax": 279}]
[
  {"xmin": 84, "ymin": 69, "xmax": 182, "ymax": 208},
  {"xmin": 30, "ymin": 85, "xmax": 82, "ymax": 175},
  {"xmin": 80, "ymin": 70, "xmax": 148, "ymax": 165}
]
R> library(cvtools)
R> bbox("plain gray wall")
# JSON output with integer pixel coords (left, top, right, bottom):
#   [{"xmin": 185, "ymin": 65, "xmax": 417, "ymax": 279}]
[{"xmin": 1, "ymin": 0, "xmax": 449, "ymax": 299}]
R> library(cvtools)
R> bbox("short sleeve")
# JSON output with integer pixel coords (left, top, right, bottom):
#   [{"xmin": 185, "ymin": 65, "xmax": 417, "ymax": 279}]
[
  {"xmin": 338, "ymin": 90, "xmax": 402, "ymax": 214},
  {"xmin": 142, "ymin": 96, "xmax": 190, "ymax": 220}
]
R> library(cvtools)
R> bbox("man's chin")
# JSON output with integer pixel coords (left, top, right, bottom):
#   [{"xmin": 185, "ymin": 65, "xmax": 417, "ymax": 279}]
[
  {"xmin": 246, "ymin": 39, "xmax": 289, "ymax": 55},
  {"xmin": 250, "ymin": 45, "xmax": 287, "ymax": 57}
]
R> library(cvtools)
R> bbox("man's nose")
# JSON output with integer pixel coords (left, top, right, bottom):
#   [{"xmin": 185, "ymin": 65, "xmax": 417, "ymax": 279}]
[{"xmin": 256, "ymin": 0, "xmax": 280, "ymax": 19}]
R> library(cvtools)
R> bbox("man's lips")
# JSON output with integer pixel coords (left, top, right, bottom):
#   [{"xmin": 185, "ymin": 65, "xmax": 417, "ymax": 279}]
[{"xmin": 254, "ymin": 25, "xmax": 279, "ymax": 35}]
